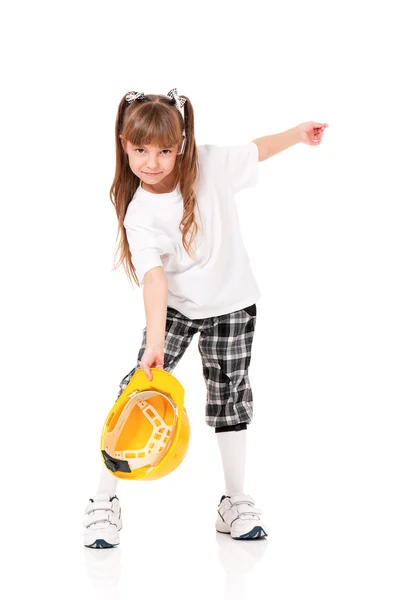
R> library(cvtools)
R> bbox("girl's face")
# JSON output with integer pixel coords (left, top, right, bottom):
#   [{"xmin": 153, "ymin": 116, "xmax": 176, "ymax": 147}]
[{"xmin": 121, "ymin": 139, "xmax": 180, "ymax": 187}]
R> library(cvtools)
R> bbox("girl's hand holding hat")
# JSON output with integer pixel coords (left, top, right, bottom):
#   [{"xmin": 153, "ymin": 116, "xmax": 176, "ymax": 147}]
[{"xmin": 140, "ymin": 346, "xmax": 164, "ymax": 380}]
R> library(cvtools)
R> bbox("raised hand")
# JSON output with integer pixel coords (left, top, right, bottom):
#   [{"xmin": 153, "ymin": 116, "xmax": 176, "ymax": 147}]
[{"xmin": 299, "ymin": 122, "xmax": 329, "ymax": 146}]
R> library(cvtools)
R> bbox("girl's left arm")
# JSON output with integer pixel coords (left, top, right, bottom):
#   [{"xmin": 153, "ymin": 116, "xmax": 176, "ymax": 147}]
[{"xmin": 253, "ymin": 122, "xmax": 328, "ymax": 162}]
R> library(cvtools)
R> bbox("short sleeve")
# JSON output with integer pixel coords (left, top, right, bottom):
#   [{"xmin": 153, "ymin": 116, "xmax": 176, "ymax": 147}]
[
  {"xmin": 124, "ymin": 222, "xmax": 172, "ymax": 284},
  {"xmin": 209, "ymin": 142, "xmax": 259, "ymax": 194}
]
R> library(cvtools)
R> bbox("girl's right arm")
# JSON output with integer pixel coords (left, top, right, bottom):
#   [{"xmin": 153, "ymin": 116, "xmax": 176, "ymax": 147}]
[{"xmin": 141, "ymin": 266, "xmax": 168, "ymax": 380}]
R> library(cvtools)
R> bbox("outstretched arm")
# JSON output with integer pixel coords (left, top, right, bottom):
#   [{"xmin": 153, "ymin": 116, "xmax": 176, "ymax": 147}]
[
  {"xmin": 253, "ymin": 122, "xmax": 328, "ymax": 161},
  {"xmin": 141, "ymin": 266, "xmax": 168, "ymax": 380}
]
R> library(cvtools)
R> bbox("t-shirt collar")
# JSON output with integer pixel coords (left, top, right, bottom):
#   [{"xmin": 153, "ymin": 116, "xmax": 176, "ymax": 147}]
[{"xmin": 138, "ymin": 179, "xmax": 180, "ymax": 199}]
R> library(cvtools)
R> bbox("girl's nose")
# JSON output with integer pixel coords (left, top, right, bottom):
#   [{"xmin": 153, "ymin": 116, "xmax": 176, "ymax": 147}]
[{"xmin": 146, "ymin": 156, "xmax": 158, "ymax": 168}]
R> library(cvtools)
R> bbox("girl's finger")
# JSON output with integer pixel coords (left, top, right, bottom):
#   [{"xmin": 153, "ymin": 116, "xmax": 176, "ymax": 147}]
[{"xmin": 143, "ymin": 364, "xmax": 153, "ymax": 380}]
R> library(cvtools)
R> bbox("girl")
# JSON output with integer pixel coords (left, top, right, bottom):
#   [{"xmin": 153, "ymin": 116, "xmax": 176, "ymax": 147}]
[{"xmin": 83, "ymin": 88, "xmax": 328, "ymax": 547}]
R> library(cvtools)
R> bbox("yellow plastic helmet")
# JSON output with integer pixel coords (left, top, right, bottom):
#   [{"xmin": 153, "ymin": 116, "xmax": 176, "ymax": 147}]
[{"xmin": 100, "ymin": 368, "xmax": 190, "ymax": 481}]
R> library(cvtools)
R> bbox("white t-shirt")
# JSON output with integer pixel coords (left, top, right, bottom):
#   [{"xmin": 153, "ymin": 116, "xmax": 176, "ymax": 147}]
[{"xmin": 123, "ymin": 141, "xmax": 261, "ymax": 319}]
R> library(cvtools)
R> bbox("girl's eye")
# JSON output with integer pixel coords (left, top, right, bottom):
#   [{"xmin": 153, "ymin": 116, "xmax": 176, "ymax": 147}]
[{"xmin": 134, "ymin": 149, "xmax": 171, "ymax": 154}]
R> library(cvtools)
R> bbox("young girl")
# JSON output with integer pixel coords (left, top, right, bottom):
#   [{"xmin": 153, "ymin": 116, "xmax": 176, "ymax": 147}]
[{"xmin": 83, "ymin": 88, "xmax": 328, "ymax": 547}]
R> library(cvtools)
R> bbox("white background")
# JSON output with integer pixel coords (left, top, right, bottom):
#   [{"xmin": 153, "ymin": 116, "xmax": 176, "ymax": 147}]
[{"xmin": 1, "ymin": 1, "xmax": 397, "ymax": 599}]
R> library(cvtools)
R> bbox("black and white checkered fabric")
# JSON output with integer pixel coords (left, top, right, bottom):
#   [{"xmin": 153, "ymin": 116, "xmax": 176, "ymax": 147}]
[
  {"xmin": 167, "ymin": 88, "xmax": 186, "ymax": 110},
  {"xmin": 125, "ymin": 91, "xmax": 145, "ymax": 103},
  {"xmin": 117, "ymin": 305, "xmax": 257, "ymax": 428}
]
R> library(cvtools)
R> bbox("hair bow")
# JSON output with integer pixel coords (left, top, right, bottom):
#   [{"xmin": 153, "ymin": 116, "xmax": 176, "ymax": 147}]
[
  {"xmin": 167, "ymin": 88, "xmax": 186, "ymax": 113},
  {"xmin": 125, "ymin": 91, "xmax": 146, "ymax": 103}
]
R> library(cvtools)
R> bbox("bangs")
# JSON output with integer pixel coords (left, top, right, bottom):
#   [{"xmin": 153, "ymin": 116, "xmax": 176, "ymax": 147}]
[{"xmin": 123, "ymin": 102, "xmax": 182, "ymax": 148}]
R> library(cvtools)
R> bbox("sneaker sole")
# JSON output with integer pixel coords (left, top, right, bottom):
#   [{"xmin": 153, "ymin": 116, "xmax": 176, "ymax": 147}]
[
  {"xmin": 233, "ymin": 526, "xmax": 267, "ymax": 540},
  {"xmin": 217, "ymin": 520, "xmax": 268, "ymax": 540},
  {"xmin": 84, "ymin": 539, "xmax": 119, "ymax": 549}
]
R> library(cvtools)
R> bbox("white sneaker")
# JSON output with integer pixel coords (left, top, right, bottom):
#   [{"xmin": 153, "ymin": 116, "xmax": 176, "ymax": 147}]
[
  {"xmin": 83, "ymin": 494, "xmax": 123, "ymax": 548},
  {"xmin": 216, "ymin": 494, "xmax": 268, "ymax": 540}
]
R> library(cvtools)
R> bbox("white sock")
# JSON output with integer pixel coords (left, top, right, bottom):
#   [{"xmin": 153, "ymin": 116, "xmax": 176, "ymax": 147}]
[
  {"xmin": 216, "ymin": 429, "xmax": 247, "ymax": 496},
  {"xmin": 95, "ymin": 463, "xmax": 119, "ymax": 499}
]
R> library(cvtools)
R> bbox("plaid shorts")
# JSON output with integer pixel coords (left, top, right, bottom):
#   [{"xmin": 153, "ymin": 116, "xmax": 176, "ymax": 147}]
[{"xmin": 117, "ymin": 304, "xmax": 257, "ymax": 428}]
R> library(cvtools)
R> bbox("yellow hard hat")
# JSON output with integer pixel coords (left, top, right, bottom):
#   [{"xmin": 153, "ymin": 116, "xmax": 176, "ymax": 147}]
[{"xmin": 100, "ymin": 368, "xmax": 190, "ymax": 481}]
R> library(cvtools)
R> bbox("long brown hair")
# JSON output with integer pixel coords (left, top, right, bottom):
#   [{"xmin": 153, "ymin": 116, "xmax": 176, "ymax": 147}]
[{"xmin": 110, "ymin": 92, "xmax": 200, "ymax": 286}]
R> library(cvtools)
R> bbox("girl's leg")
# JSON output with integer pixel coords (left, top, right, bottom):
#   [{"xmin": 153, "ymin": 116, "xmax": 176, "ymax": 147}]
[
  {"xmin": 216, "ymin": 426, "xmax": 248, "ymax": 495},
  {"xmin": 198, "ymin": 305, "xmax": 267, "ymax": 539},
  {"xmin": 198, "ymin": 305, "xmax": 257, "ymax": 495},
  {"xmin": 95, "ymin": 462, "xmax": 119, "ymax": 499}
]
